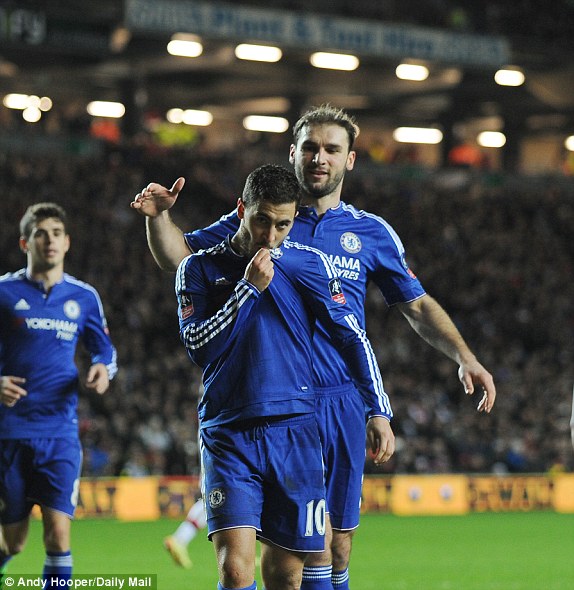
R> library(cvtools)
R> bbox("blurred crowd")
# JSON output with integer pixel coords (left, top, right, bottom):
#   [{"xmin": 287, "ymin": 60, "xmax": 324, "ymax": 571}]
[{"xmin": 1, "ymin": 140, "xmax": 573, "ymax": 478}]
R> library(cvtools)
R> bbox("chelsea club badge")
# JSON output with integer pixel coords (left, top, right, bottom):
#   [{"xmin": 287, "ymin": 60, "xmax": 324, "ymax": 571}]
[{"xmin": 340, "ymin": 232, "xmax": 362, "ymax": 254}]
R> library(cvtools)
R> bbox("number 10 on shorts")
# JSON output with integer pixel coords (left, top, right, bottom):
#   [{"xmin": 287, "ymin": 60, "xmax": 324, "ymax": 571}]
[{"xmin": 305, "ymin": 499, "xmax": 326, "ymax": 536}]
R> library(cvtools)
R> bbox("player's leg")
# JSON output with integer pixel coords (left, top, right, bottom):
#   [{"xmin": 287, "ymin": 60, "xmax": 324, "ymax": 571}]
[
  {"xmin": 308, "ymin": 387, "xmax": 365, "ymax": 590},
  {"xmin": 0, "ymin": 519, "xmax": 31, "ymax": 578},
  {"xmin": 41, "ymin": 508, "xmax": 72, "ymax": 588},
  {"xmin": 300, "ymin": 517, "xmax": 333, "ymax": 589},
  {"xmin": 261, "ymin": 414, "xmax": 327, "ymax": 590},
  {"xmin": 200, "ymin": 423, "xmax": 267, "ymax": 589},
  {"xmin": 29, "ymin": 437, "xmax": 81, "ymax": 589},
  {"xmin": 260, "ymin": 540, "xmax": 306, "ymax": 590},
  {"xmin": 0, "ymin": 527, "xmax": 8, "ymax": 589},
  {"xmin": 212, "ymin": 527, "xmax": 258, "ymax": 589},
  {"xmin": 330, "ymin": 530, "xmax": 354, "ymax": 589},
  {"xmin": 0, "ymin": 440, "xmax": 34, "ymax": 577},
  {"xmin": 164, "ymin": 497, "xmax": 206, "ymax": 568}
]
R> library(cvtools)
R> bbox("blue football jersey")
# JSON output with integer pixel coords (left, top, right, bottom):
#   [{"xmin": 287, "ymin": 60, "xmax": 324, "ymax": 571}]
[
  {"xmin": 0, "ymin": 270, "xmax": 117, "ymax": 438},
  {"xmin": 184, "ymin": 201, "xmax": 426, "ymax": 388},
  {"xmin": 175, "ymin": 237, "xmax": 390, "ymax": 428}
]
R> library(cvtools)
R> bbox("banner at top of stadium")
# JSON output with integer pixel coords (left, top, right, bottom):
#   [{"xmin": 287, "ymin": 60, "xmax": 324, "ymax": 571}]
[{"xmin": 124, "ymin": 0, "xmax": 511, "ymax": 68}]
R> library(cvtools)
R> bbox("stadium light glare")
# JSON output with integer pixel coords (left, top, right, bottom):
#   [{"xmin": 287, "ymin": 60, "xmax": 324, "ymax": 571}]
[
  {"xmin": 182, "ymin": 109, "xmax": 213, "ymax": 126},
  {"xmin": 235, "ymin": 44, "xmax": 282, "ymax": 62},
  {"xmin": 3, "ymin": 93, "xmax": 32, "ymax": 109},
  {"xmin": 396, "ymin": 63, "xmax": 429, "ymax": 81},
  {"xmin": 27, "ymin": 95, "xmax": 41, "ymax": 108},
  {"xmin": 477, "ymin": 131, "xmax": 506, "ymax": 148},
  {"xmin": 39, "ymin": 97, "xmax": 53, "ymax": 112},
  {"xmin": 166, "ymin": 108, "xmax": 184, "ymax": 124},
  {"xmin": 167, "ymin": 108, "xmax": 213, "ymax": 126},
  {"xmin": 564, "ymin": 136, "xmax": 574, "ymax": 151},
  {"xmin": 22, "ymin": 106, "xmax": 42, "ymax": 123},
  {"xmin": 494, "ymin": 68, "xmax": 525, "ymax": 87},
  {"xmin": 86, "ymin": 101, "xmax": 125, "ymax": 118},
  {"xmin": 167, "ymin": 34, "xmax": 203, "ymax": 58},
  {"xmin": 309, "ymin": 52, "xmax": 359, "ymax": 71},
  {"xmin": 393, "ymin": 127, "xmax": 443, "ymax": 144},
  {"xmin": 243, "ymin": 115, "xmax": 289, "ymax": 133},
  {"xmin": 3, "ymin": 93, "xmax": 53, "ymax": 112}
]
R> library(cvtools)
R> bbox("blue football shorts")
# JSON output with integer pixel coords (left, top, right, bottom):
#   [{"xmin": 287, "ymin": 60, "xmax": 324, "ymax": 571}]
[
  {"xmin": 200, "ymin": 413, "xmax": 326, "ymax": 552},
  {"xmin": 314, "ymin": 384, "xmax": 366, "ymax": 531},
  {"xmin": 0, "ymin": 437, "xmax": 82, "ymax": 524}
]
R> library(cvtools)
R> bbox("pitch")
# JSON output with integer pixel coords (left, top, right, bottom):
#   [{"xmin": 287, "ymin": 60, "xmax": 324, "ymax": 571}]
[{"xmin": 7, "ymin": 512, "xmax": 574, "ymax": 589}]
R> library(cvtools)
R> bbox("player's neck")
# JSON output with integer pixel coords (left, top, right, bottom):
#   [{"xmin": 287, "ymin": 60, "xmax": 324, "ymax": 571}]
[
  {"xmin": 28, "ymin": 264, "xmax": 64, "ymax": 292},
  {"xmin": 303, "ymin": 192, "xmax": 341, "ymax": 216}
]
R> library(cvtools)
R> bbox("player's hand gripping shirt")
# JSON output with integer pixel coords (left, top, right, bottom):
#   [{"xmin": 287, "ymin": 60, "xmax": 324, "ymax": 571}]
[
  {"xmin": 0, "ymin": 270, "xmax": 117, "ymax": 438},
  {"xmin": 176, "ymin": 237, "xmax": 391, "ymax": 428},
  {"xmin": 184, "ymin": 201, "xmax": 425, "ymax": 405}
]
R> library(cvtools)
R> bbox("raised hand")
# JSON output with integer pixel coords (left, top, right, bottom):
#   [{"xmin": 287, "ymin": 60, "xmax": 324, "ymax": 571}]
[{"xmin": 130, "ymin": 177, "xmax": 186, "ymax": 217}]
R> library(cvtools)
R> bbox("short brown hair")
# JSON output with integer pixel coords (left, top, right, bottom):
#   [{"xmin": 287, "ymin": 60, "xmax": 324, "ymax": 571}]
[
  {"xmin": 19, "ymin": 202, "xmax": 67, "ymax": 239},
  {"xmin": 242, "ymin": 164, "xmax": 301, "ymax": 209},
  {"xmin": 293, "ymin": 104, "xmax": 360, "ymax": 150}
]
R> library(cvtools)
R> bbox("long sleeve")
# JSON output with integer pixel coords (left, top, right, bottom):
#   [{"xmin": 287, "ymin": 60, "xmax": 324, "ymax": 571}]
[
  {"xmin": 175, "ymin": 255, "xmax": 261, "ymax": 367},
  {"xmin": 81, "ymin": 285, "xmax": 118, "ymax": 379},
  {"xmin": 285, "ymin": 241, "xmax": 392, "ymax": 420}
]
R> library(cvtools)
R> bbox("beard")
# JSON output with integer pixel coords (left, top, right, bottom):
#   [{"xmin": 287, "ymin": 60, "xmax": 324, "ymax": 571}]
[{"xmin": 295, "ymin": 165, "xmax": 346, "ymax": 199}]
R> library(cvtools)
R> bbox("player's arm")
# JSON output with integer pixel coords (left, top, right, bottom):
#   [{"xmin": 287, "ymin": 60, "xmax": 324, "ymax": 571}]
[
  {"xmin": 297, "ymin": 251, "xmax": 391, "ymax": 417},
  {"xmin": 176, "ymin": 249, "xmax": 271, "ymax": 367},
  {"xmin": 131, "ymin": 177, "xmax": 240, "ymax": 272},
  {"xmin": 396, "ymin": 294, "xmax": 496, "ymax": 412},
  {"xmin": 81, "ymin": 289, "xmax": 118, "ymax": 391},
  {"xmin": 312, "ymin": 299, "xmax": 395, "ymax": 463},
  {"xmin": 146, "ymin": 213, "xmax": 191, "ymax": 272},
  {"xmin": 294, "ymin": 249, "xmax": 395, "ymax": 462},
  {"xmin": 130, "ymin": 177, "xmax": 191, "ymax": 271}
]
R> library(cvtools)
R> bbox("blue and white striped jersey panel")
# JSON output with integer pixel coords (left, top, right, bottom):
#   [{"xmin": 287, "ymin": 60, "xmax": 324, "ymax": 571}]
[
  {"xmin": 180, "ymin": 278, "xmax": 256, "ymax": 352},
  {"xmin": 344, "ymin": 313, "xmax": 392, "ymax": 418}
]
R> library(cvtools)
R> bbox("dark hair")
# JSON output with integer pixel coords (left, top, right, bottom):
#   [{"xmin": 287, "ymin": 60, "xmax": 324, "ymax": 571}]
[
  {"xmin": 242, "ymin": 164, "xmax": 302, "ymax": 209},
  {"xmin": 19, "ymin": 202, "xmax": 67, "ymax": 239},
  {"xmin": 293, "ymin": 103, "xmax": 360, "ymax": 150}
]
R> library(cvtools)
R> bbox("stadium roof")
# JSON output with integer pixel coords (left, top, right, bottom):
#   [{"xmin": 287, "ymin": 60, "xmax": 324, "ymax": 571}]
[{"xmin": 1, "ymin": 0, "xmax": 574, "ymax": 151}]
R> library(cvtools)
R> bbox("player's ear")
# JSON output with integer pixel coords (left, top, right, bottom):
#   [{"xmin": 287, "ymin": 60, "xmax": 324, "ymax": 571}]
[
  {"xmin": 19, "ymin": 236, "xmax": 28, "ymax": 253},
  {"xmin": 288, "ymin": 144, "xmax": 296, "ymax": 164},
  {"xmin": 237, "ymin": 198, "xmax": 245, "ymax": 219},
  {"xmin": 346, "ymin": 150, "xmax": 356, "ymax": 171}
]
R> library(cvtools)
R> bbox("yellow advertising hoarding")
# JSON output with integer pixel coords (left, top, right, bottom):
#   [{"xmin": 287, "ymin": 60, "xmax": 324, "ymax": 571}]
[
  {"xmin": 553, "ymin": 474, "xmax": 574, "ymax": 512},
  {"xmin": 468, "ymin": 475, "xmax": 554, "ymax": 512},
  {"xmin": 389, "ymin": 475, "xmax": 469, "ymax": 516},
  {"xmin": 29, "ymin": 474, "xmax": 572, "ymax": 520}
]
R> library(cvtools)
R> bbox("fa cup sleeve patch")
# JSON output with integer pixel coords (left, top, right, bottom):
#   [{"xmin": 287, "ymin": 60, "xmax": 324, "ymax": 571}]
[
  {"xmin": 329, "ymin": 278, "xmax": 347, "ymax": 304},
  {"xmin": 180, "ymin": 293, "xmax": 194, "ymax": 319}
]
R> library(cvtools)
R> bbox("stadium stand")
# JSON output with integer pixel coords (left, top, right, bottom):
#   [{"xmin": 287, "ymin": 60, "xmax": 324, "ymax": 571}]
[{"xmin": 1, "ymin": 138, "xmax": 573, "ymax": 477}]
